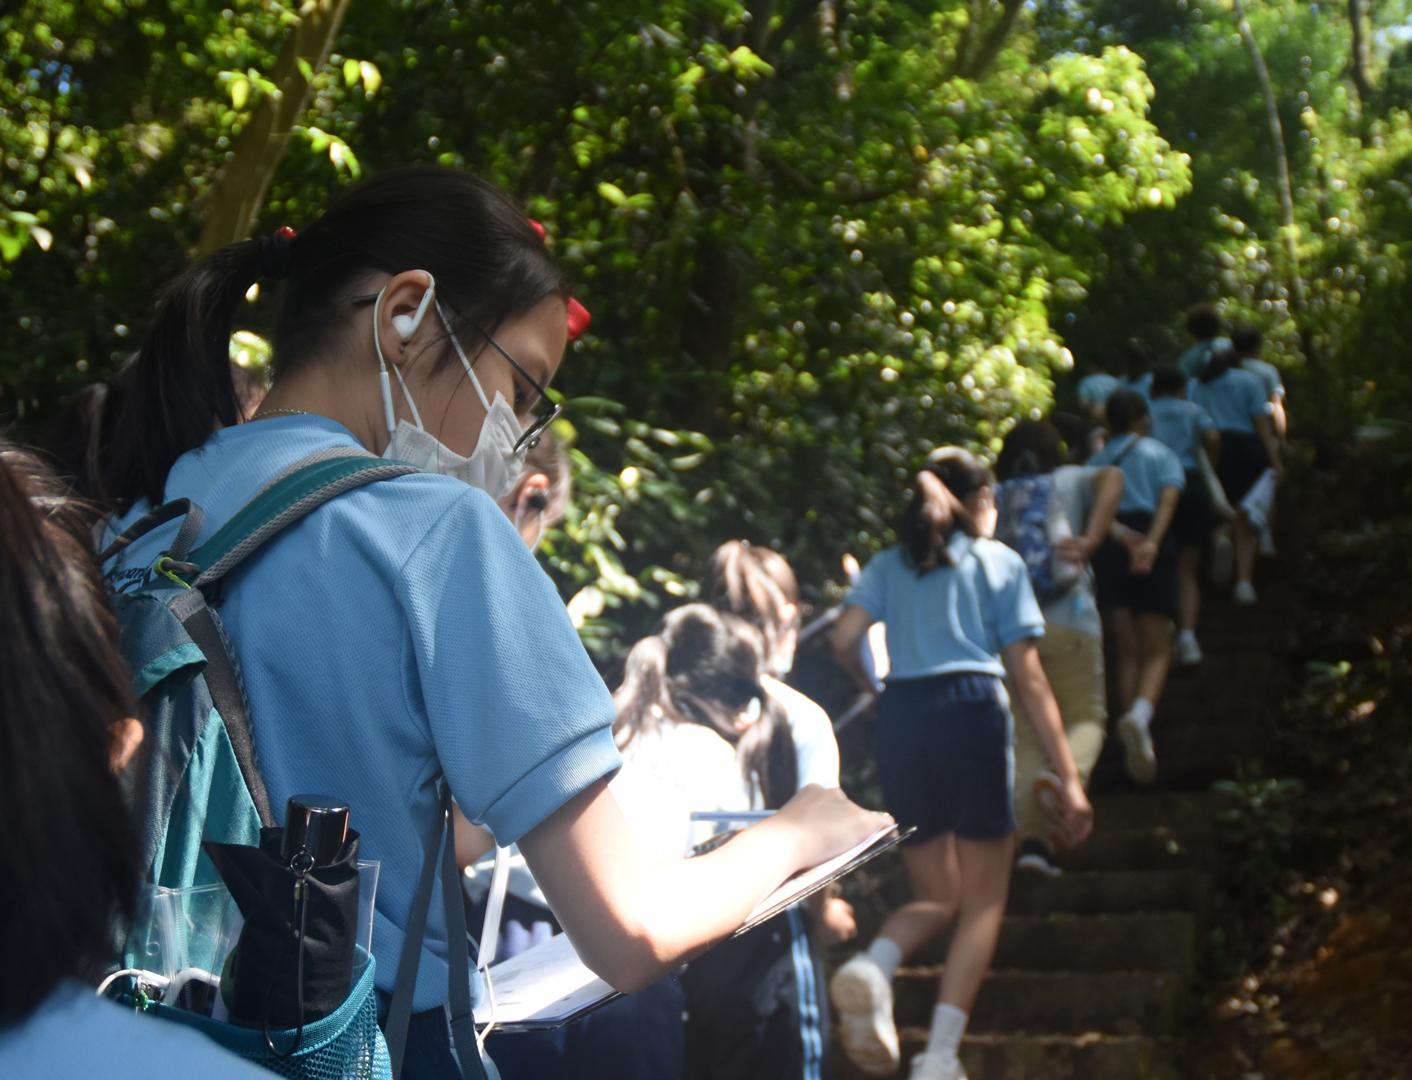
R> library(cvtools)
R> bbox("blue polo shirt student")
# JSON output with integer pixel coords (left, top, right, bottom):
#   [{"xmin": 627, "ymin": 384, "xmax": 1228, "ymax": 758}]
[
  {"xmin": 1188, "ymin": 366, "xmax": 1270, "ymax": 436},
  {"xmin": 827, "ymin": 451, "xmax": 1091, "ymax": 1080},
  {"xmin": 1188, "ymin": 354, "xmax": 1276, "ymax": 506},
  {"xmin": 105, "ymin": 416, "xmax": 623, "ymax": 1014},
  {"xmin": 1089, "ymin": 426, "xmax": 1186, "ymax": 516},
  {"xmin": 1149, "ymin": 387, "xmax": 1216, "ymax": 470}
]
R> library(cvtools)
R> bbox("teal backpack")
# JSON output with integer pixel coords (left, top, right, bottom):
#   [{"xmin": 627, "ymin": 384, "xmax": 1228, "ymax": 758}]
[{"xmin": 101, "ymin": 452, "xmax": 489, "ymax": 1080}]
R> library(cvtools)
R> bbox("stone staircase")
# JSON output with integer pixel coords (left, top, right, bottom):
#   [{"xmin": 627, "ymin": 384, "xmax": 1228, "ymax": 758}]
[{"xmin": 825, "ymin": 566, "xmax": 1290, "ymax": 1080}]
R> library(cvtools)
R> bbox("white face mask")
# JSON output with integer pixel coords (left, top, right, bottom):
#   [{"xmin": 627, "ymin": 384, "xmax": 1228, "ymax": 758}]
[{"xmin": 374, "ymin": 284, "xmax": 528, "ymax": 501}]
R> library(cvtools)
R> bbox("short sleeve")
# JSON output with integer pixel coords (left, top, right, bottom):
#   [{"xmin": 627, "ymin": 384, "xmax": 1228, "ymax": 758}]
[
  {"xmin": 1193, "ymin": 404, "xmax": 1216, "ymax": 432},
  {"xmin": 398, "ymin": 490, "xmax": 620, "ymax": 845},
  {"xmin": 988, "ymin": 547, "xmax": 1045, "ymax": 648},
  {"xmin": 849, "ymin": 551, "xmax": 891, "ymax": 621},
  {"xmin": 1153, "ymin": 443, "xmax": 1186, "ymax": 492}
]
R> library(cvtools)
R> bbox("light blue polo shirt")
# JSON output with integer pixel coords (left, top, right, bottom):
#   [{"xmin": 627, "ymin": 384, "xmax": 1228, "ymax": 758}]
[
  {"xmin": 849, "ymin": 535, "xmax": 1044, "ymax": 681},
  {"xmin": 1149, "ymin": 396, "xmax": 1216, "ymax": 470},
  {"xmin": 1241, "ymin": 358, "xmax": 1285, "ymax": 400},
  {"xmin": 1090, "ymin": 433, "xmax": 1186, "ymax": 515},
  {"xmin": 1188, "ymin": 367, "xmax": 1272, "ymax": 434},
  {"xmin": 103, "ymin": 416, "xmax": 620, "ymax": 1012},
  {"xmin": 0, "ymin": 982, "xmax": 269, "ymax": 1078},
  {"xmin": 1076, "ymin": 373, "xmax": 1119, "ymax": 405},
  {"xmin": 1178, "ymin": 337, "xmax": 1231, "ymax": 377}
]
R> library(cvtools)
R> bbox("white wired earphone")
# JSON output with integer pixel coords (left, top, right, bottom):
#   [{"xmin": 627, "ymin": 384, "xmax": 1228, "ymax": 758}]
[{"xmin": 374, "ymin": 272, "xmax": 438, "ymax": 435}]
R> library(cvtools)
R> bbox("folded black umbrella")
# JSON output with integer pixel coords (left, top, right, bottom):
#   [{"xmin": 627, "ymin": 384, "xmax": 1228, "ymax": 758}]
[{"xmin": 204, "ymin": 827, "xmax": 361, "ymax": 1031}]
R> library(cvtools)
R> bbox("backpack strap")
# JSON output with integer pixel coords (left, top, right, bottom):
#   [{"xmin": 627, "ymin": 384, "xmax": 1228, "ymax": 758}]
[
  {"xmin": 385, "ymin": 778, "xmax": 488, "ymax": 1080},
  {"xmin": 99, "ymin": 498, "xmax": 205, "ymax": 567},
  {"xmin": 167, "ymin": 587, "xmax": 276, "ymax": 828},
  {"xmin": 184, "ymin": 453, "xmax": 418, "ymax": 588}
]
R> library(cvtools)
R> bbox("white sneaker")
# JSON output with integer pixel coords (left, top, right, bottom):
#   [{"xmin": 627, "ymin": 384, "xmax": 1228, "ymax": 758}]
[
  {"xmin": 830, "ymin": 953, "xmax": 900, "ymax": 1076},
  {"xmin": 1233, "ymin": 580, "xmax": 1258, "ymax": 606},
  {"xmin": 1118, "ymin": 710, "xmax": 1158, "ymax": 785},
  {"xmin": 1211, "ymin": 533, "xmax": 1234, "ymax": 586},
  {"xmin": 1175, "ymin": 634, "xmax": 1203, "ymax": 667},
  {"xmin": 1259, "ymin": 527, "xmax": 1278, "ymax": 557},
  {"xmin": 1015, "ymin": 841, "xmax": 1063, "ymax": 878},
  {"xmin": 909, "ymin": 1051, "xmax": 968, "ymax": 1080}
]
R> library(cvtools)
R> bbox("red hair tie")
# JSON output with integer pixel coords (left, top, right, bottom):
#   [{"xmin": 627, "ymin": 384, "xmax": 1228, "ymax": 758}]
[{"xmin": 528, "ymin": 219, "xmax": 592, "ymax": 340}]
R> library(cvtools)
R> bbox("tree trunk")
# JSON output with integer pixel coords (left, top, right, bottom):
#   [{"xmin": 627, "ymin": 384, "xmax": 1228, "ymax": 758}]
[
  {"xmin": 1232, "ymin": 0, "xmax": 1307, "ymax": 314},
  {"xmin": 1349, "ymin": 0, "xmax": 1374, "ymax": 105},
  {"xmin": 197, "ymin": 0, "xmax": 354, "ymax": 254}
]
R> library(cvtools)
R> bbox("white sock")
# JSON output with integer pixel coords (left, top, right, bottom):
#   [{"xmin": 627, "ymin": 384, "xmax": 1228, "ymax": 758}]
[
  {"xmin": 1178, "ymin": 629, "xmax": 1197, "ymax": 647},
  {"xmin": 925, "ymin": 1003, "xmax": 968, "ymax": 1060},
  {"xmin": 865, "ymin": 937, "xmax": 903, "ymax": 983},
  {"xmin": 1128, "ymin": 697, "xmax": 1154, "ymax": 726}
]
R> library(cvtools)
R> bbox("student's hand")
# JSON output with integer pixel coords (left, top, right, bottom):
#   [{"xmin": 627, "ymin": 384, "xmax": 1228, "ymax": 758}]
[
  {"xmin": 1056, "ymin": 774, "xmax": 1094, "ymax": 848},
  {"xmin": 1054, "ymin": 534, "xmax": 1099, "ymax": 564},
  {"xmin": 816, "ymin": 896, "xmax": 859, "ymax": 948},
  {"xmin": 1129, "ymin": 538, "xmax": 1158, "ymax": 575},
  {"xmin": 767, "ymin": 784, "xmax": 893, "ymax": 876}
]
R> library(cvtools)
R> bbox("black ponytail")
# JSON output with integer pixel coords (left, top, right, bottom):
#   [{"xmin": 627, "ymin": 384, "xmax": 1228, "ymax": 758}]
[
  {"xmin": 613, "ymin": 604, "xmax": 798, "ymax": 809},
  {"xmin": 104, "ymin": 241, "xmax": 263, "ymax": 507},
  {"xmin": 898, "ymin": 448, "xmax": 993, "ymax": 573},
  {"xmin": 104, "ymin": 166, "xmax": 568, "ymax": 508}
]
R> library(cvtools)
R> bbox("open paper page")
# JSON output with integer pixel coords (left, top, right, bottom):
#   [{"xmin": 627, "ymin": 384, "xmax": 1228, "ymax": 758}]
[{"xmin": 472, "ymin": 823, "xmax": 904, "ymax": 1030}]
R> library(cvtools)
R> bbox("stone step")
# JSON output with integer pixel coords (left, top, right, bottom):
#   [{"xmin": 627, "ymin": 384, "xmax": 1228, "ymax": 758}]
[
  {"xmin": 1054, "ymin": 829, "xmax": 1215, "ymax": 872},
  {"xmin": 1090, "ymin": 755, "xmax": 1242, "ymax": 793},
  {"xmin": 835, "ymin": 1033, "xmax": 1180, "ymax": 1080},
  {"xmin": 905, "ymin": 912, "xmax": 1198, "ymax": 974},
  {"xmin": 1089, "ymin": 792, "xmax": 1218, "ymax": 834},
  {"xmin": 1007, "ymin": 869, "xmax": 1212, "ymax": 917},
  {"xmin": 891, "ymin": 969, "xmax": 1186, "ymax": 1036},
  {"xmin": 956, "ymin": 1033, "xmax": 1180, "ymax": 1080}
]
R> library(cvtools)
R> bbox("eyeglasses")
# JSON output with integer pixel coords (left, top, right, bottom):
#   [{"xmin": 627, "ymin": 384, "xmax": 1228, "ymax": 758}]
[{"xmin": 352, "ymin": 293, "xmax": 562, "ymax": 452}]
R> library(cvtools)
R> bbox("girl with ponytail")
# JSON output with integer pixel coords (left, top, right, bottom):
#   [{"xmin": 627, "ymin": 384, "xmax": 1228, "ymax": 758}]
[
  {"xmin": 827, "ymin": 447, "xmax": 1092, "ymax": 1080},
  {"xmin": 608, "ymin": 604, "xmax": 840, "ymax": 1080},
  {"xmin": 98, "ymin": 165, "xmax": 883, "ymax": 1079}
]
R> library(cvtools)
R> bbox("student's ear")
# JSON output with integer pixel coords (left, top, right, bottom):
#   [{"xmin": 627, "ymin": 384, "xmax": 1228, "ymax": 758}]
[{"xmin": 110, "ymin": 717, "xmax": 145, "ymax": 774}]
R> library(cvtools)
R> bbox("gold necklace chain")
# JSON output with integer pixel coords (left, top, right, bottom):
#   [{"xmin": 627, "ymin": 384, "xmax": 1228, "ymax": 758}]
[{"xmin": 248, "ymin": 407, "xmax": 310, "ymax": 421}]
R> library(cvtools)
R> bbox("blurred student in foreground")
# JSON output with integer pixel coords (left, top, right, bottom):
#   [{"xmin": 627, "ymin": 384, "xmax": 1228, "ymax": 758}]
[{"xmin": 0, "ymin": 442, "xmax": 268, "ymax": 1079}]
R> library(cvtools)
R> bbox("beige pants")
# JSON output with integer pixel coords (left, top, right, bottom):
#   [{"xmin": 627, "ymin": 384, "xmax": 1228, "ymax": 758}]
[{"xmin": 1011, "ymin": 624, "xmax": 1108, "ymax": 843}]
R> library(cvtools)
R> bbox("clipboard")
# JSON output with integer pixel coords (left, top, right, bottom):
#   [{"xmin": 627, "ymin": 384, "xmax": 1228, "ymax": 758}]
[{"xmin": 474, "ymin": 823, "xmax": 909, "ymax": 1031}]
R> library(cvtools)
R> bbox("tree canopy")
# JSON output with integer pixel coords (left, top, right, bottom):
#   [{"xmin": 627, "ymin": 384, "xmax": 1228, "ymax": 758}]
[{"xmin": 3, "ymin": 0, "xmax": 1408, "ymax": 653}]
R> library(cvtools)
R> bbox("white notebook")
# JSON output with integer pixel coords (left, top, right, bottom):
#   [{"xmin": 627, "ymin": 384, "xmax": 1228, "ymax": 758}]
[{"xmin": 473, "ymin": 823, "xmax": 906, "ymax": 1031}]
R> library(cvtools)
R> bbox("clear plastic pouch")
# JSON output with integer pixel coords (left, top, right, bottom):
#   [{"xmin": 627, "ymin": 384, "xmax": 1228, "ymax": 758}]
[{"xmin": 117, "ymin": 861, "xmax": 380, "ymax": 1018}]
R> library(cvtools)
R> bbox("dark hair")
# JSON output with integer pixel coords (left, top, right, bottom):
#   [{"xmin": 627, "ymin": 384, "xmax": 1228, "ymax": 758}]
[
  {"xmin": 1124, "ymin": 337, "xmax": 1156, "ymax": 379},
  {"xmin": 103, "ymin": 165, "xmax": 568, "ymax": 508},
  {"xmin": 1196, "ymin": 346, "xmax": 1240, "ymax": 384},
  {"xmin": 995, "ymin": 420, "xmax": 1065, "ymax": 481},
  {"xmin": 0, "ymin": 440, "xmax": 141, "ymax": 1023},
  {"xmin": 1049, "ymin": 411, "xmax": 1090, "ymax": 463},
  {"xmin": 706, "ymin": 541, "xmax": 799, "ymax": 670},
  {"xmin": 1104, "ymin": 389, "xmax": 1150, "ymax": 434},
  {"xmin": 1231, "ymin": 324, "xmax": 1263, "ymax": 357},
  {"xmin": 1185, "ymin": 302, "xmax": 1222, "ymax": 341},
  {"xmin": 613, "ymin": 605, "xmax": 797, "ymax": 809},
  {"xmin": 898, "ymin": 448, "xmax": 993, "ymax": 573},
  {"xmin": 1151, "ymin": 365, "xmax": 1188, "ymax": 398}
]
